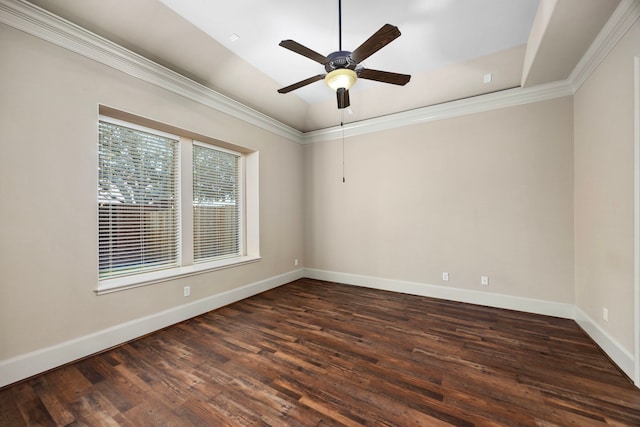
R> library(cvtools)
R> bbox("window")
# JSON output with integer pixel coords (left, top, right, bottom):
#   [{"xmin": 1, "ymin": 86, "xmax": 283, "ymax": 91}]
[
  {"xmin": 97, "ymin": 115, "xmax": 259, "ymax": 294},
  {"xmin": 98, "ymin": 121, "xmax": 180, "ymax": 279},
  {"xmin": 193, "ymin": 144, "xmax": 241, "ymax": 263}
]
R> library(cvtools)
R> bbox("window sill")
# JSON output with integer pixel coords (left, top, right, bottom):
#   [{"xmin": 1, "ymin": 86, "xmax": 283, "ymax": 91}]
[{"xmin": 95, "ymin": 255, "xmax": 261, "ymax": 295}]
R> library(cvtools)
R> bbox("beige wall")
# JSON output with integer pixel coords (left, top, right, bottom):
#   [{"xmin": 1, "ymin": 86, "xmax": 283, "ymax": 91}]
[
  {"xmin": 574, "ymin": 20, "xmax": 639, "ymax": 353},
  {"xmin": 304, "ymin": 97, "xmax": 575, "ymax": 303},
  {"xmin": 0, "ymin": 25, "xmax": 304, "ymax": 360}
]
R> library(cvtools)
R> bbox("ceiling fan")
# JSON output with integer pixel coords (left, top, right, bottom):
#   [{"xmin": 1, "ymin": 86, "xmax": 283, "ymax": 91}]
[{"xmin": 277, "ymin": 0, "xmax": 411, "ymax": 109}]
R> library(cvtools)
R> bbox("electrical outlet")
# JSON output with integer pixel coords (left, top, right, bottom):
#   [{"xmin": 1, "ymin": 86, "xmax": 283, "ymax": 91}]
[
  {"xmin": 603, "ymin": 307, "xmax": 608, "ymax": 322},
  {"xmin": 183, "ymin": 286, "xmax": 191, "ymax": 297},
  {"xmin": 442, "ymin": 272, "xmax": 449, "ymax": 281},
  {"xmin": 481, "ymin": 276, "xmax": 489, "ymax": 286},
  {"xmin": 294, "ymin": 259, "xmax": 299, "ymax": 266}
]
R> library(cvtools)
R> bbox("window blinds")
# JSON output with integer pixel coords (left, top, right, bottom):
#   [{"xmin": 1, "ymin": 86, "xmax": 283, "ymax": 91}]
[
  {"xmin": 192, "ymin": 144, "xmax": 241, "ymax": 263},
  {"xmin": 98, "ymin": 121, "xmax": 180, "ymax": 279}
]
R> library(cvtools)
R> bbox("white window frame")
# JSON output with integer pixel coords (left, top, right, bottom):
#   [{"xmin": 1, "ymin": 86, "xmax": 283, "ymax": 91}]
[
  {"xmin": 97, "ymin": 117, "xmax": 182, "ymax": 280},
  {"xmin": 97, "ymin": 115, "xmax": 260, "ymax": 295},
  {"xmin": 191, "ymin": 142, "xmax": 245, "ymax": 264}
]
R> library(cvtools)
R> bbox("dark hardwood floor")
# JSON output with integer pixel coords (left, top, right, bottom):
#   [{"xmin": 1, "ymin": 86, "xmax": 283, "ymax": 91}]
[{"xmin": 2, "ymin": 278, "xmax": 640, "ymax": 426}]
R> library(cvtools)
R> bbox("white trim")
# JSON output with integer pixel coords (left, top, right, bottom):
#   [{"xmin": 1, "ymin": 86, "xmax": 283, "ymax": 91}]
[
  {"xmin": 180, "ymin": 136, "xmax": 194, "ymax": 266},
  {"xmin": 96, "ymin": 255, "xmax": 262, "ymax": 295},
  {"xmin": 302, "ymin": 81, "xmax": 574, "ymax": 144},
  {"xmin": 303, "ymin": 268, "xmax": 575, "ymax": 319},
  {"xmin": 244, "ymin": 151, "xmax": 260, "ymax": 257},
  {"xmin": 0, "ymin": 268, "xmax": 304, "ymax": 388},
  {"xmin": 570, "ymin": 0, "xmax": 640, "ymax": 93},
  {"xmin": 0, "ymin": 0, "xmax": 638, "ymax": 144},
  {"xmin": 0, "ymin": 0, "xmax": 303, "ymax": 144},
  {"xmin": 575, "ymin": 307, "xmax": 635, "ymax": 381},
  {"xmin": 634, "ymin": 55, "xmax": 640, "ymax": 387}
]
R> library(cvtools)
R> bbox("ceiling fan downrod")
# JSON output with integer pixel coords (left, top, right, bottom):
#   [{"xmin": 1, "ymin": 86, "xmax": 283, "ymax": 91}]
[{"xmin": 338, "ymin": 0, "xmax": 342, "ymax": 51}]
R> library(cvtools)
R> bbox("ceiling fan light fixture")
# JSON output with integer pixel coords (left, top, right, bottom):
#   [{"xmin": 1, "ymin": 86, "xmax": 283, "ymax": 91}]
[{"xmin": 325, "ymin": 68, "xmax": 357, "ymax": 91}]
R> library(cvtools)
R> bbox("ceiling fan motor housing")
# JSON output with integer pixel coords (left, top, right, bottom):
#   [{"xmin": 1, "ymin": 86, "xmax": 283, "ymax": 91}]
[{"xmin": 325, "ymin": 51, "xmax": 357, "ymax": 72}]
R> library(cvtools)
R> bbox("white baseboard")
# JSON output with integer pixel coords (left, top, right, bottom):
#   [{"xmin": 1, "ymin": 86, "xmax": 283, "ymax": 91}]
[
  {"xmin": 574, "ymin": 307, "xmax": 635, "ymax": 380},
  {"xmin": 304, "ymin": 268, "xmax": 575, "ymax": 319},
  {"xmin": 0, "ymin": 268, "xmax": 304, "ymax": 388}
]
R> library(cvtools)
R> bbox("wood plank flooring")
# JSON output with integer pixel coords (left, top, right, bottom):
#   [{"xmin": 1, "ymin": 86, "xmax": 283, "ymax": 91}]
[{"xmin": 2, "ymin": 278, "xmax": 640, "ymax": 426}]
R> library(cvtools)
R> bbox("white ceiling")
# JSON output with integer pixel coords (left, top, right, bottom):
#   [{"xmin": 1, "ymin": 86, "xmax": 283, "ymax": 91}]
[
  {"xmin": 27, "ymin": 0, "xmax": 621, "ymax": 132},
  {"xmin": 158, "ymin": 0, "xmax": 539, "ymax": 104}
]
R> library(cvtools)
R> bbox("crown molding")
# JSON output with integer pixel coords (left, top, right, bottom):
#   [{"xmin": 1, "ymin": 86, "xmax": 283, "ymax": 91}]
[
  {"xmin": 0, "ymin": 0, "xmax": 637, "ymax": 144},
  {"xmin": 0, "ymin": 0, "xmax": 304, "ymax": 143},
  {"xmin": 305, "ymin": 0, "xmax": 640, "ymax": 144},
  {"xmin": 570, "ymin": 0, "xmax": 640, "ymax": 93},
  {"xmin": 302, "ymin": 80, "xmax": 574, "ymax": 144}
]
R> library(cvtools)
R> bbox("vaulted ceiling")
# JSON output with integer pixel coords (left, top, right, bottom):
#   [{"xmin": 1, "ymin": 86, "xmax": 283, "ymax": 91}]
[{"xmin": 27, "ymin": 0, "xmax": 621, "ymax": 132}]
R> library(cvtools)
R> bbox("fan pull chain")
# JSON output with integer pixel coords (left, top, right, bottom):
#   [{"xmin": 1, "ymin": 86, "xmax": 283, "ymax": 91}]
[{"xmin": 341, "ymin": 110, "xmax": 346, "ymax": 183}]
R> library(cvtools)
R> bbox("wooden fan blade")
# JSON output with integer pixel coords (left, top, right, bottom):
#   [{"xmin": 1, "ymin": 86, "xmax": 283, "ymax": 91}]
[
  {"xmin": 337, "ymin": 88, "xmax": 350, "ymax": 109},
  {"xmin": 350, "ymin": 24, "xmax": 401, "ymax": 63},
  {"xmin": 358, "ymin": 69, "xmax": 411, "ymax": 86},
  {"xmin": 279, "ymin": 40, "xmax": 328, "ymax": 65},
  {"xmin": 278, "ymin": 74, "xmax": 326, "ymax": 94}
]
